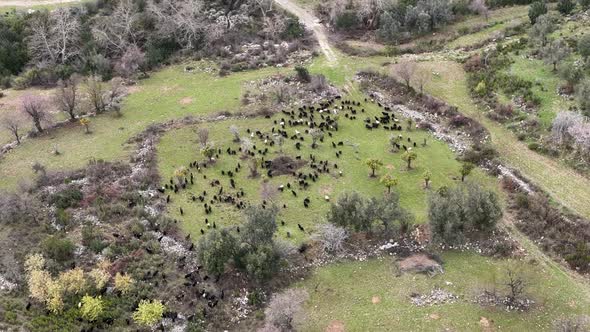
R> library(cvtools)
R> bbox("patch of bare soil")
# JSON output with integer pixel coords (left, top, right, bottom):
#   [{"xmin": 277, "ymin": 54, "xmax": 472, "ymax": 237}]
[
  {"xmin": 269, "ymin": 155, "xmax": 306, "ymax": 176},
  {"xmin": 398, "ymin": 253, "xmax": 443, "ymax": 275},
  {"xmin": 326, "ymin": 320, "xmax": 345, "ymax": 332},
  {"xmin": 479, "ymin": 316, "xmax": 495, "ymax": 332},
  {"xmin": 179, "ymin": 97, "xmax": 193, "ymax": 105}
]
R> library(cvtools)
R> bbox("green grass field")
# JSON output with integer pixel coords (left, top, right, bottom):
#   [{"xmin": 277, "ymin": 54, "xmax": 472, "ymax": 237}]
[
  {"xmin": 157, "ymin": 89, "xmax": 494, "ymax": 243},
  {"xmin": 295, "ymin": 251, "xmax": 590, "ymax": 331},
  {"xmin": 387, "ymin": 60, "xmax": 590, "ymax": 220},
  {"xmin": 506, "ymin": 55, "xmax": 574, "ymax": 127},
  {"xmin": 0, "ymin": 62, "xmax": 287, "ymax": 189}
]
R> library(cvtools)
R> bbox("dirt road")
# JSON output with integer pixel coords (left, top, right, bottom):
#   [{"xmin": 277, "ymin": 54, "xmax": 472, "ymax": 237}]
[{"xmin": 273, "ymin": 0, "xmax": 338, "ymax": 65}]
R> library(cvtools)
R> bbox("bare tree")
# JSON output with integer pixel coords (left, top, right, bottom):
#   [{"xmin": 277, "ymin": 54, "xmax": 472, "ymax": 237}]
[
  {"xmin": 358, "ymin": 0, "xmax": 386, "ymax": 29},
  {"xmin": 86, "ymin": 75, "xmax": 106, "ymax": 114},
  {"xmin": 395, "ymin": 61, "xmax": 416, "ymax": 89},
  {"xmin": 262, "ymin": 289, "xmax": 309, "ymax": 331},
  {"xmin": 551, "ymin": 111, "xmax": 584, "ymax": 145},
  {"xmin": 20, "ymin": 95, "xmax": 49, "ymax": 133},
  {"xmin": 28, "ymin": 8, "xmax": 81, "ymax": 64},
  {"xmin": 197, "ymin": 127, "xmax": 209, "ymax": 147},
  {"xmin": 53, "ymin": 75, "xmax": 80, "ymax": 121},
  {"xmin": 105, "ymin": 77, "xmax": 126, "ymax": 116},
  {"xmin": 414, "ymin": 68, "xmax": 431, "ymax": 94},
  {"xmin": 469, "ymin": 0, "xmax": 489, "ymax": 20},
  {"xmin": 504, "ymin": 269, "xmax": 526, "ymax": 306},
  {"xmin": 92, "ymin": 0, "xmax": 143, "ymax": 56},
  {"xmin": 311, "ymin": 223, "xmax": 348, "ymax": 253},
  {"xmin": 1, "ymin": 114, "xmax": 25, "ymax": 144},
  {"xmin": 262, "ymin": 15, "xmax": 286, "ymax": 41},
  {"xmin": 148, "ymin": 0, "xmax": 209, "ymax": 50},
  {"xmin": 115, "ymin": 45, "xmax": 146, "ymax": 78}
]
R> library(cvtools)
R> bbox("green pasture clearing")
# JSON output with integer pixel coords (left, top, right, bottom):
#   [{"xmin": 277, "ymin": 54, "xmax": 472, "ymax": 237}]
[
  {"xmin": 506, "ymin": 55, "xmax": 573, "ymax": 127},
  {"xmin": 390, "ymin": 60, "xmax": 590, "ymax": 219},
  {"xmin": 397, "ymin": 5, "xmax": 528, "ymax": 51},
  {"xmin": 157, "ymin": 90, "xmax": 494, "ymax": 243},
  {"xmin": 446, "ymin": 17, "xmax": 527, "ymax": 50},
  {"xmin": 0, "ymin": 62, "xmax": 287, "ymax": 189},
  {"xmin": 296, "ymin": 251, "xmax": 590, "ymax": 331}
]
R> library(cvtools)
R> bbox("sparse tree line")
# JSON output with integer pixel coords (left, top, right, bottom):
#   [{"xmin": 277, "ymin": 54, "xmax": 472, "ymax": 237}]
[
  {"xmin": 312, "ymin": 0, "xmax": 540, "ymax": 44},
  {"xmin": 465, "ymin": 2, "xmax": 590, "ymax": 169},
  {"xmin": 1, "ymin": 75, "xmax": 124, "ymax": 144},
  {"xmin": 0, "ymin": 0, "xmax": 304, "ymax": 89}
]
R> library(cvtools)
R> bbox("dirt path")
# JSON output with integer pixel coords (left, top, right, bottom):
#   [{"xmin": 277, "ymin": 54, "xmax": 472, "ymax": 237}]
[
  {"xmin": 273, "ymin": 0, "xmax": 338, "ymax": 65},
  {"xmin": 0, "ymin": 0, "xmax": 79, "ymax": 6}
]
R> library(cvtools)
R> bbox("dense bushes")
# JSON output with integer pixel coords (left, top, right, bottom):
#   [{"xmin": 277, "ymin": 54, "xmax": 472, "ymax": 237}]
[
  {"xmin": 197, "ymin": 205, "xmax": 284, "ymax": 282},
  {"xmin": 505, "ymin": 177, "xmax": 590, "ymax": 273},
  {"xmin": 428, "ymin": 183, "xmax": 502, "ymax": 245},
  {"xmin": 326, "ymin": 191, "xmax": 413, "ymax": 233},
  {"xmin": 42, "ymin": 235, "xmax": 75, "ymax": 263}
]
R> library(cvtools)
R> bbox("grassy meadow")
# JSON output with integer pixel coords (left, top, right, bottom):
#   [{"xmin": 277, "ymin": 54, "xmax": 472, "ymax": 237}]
[
  {"xmin": 157, "ymin": 90, "xmax": 494, "ymax": 243},
  {"xmin": 295, "ymin": 251, "xmax": 590, "ymax": 331}
]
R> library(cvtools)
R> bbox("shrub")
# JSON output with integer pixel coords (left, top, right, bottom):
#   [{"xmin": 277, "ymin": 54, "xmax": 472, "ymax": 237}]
[
  {"xmin": 42, "ymin": 236, "xmax": 75, "ymax": 263},
  {"xmin": 80, "ymin": 295, "xmax": 104, "ymax": 322},
  {"xmin": 335, "ymin": 11, "xmax": 359, "ymax": 30},
  {"xmin": 528, "ymin": 1, "xmax": 547, "ymax": 24},
  {"xmin": 262, "ymin": 289, "xmax": 309, "ymax": 331},
  {"xmin": 133, "ymin": 300, "xmax": 165, "ymax": 326},
  {"xmin": 282, "ymin": 17, "xmax": 305, "ymax": 39},
  {"xmin": 557, "ymin": 0, "xmax": 576, "ymax": 14},
  {"xmin": 294, "ymin": 66, "xmax": 311, "ymax": 83},
  {"xmin": 311, "ymin": 223, "xmax": 348, "ymax": 253},
  {"xmin": 50, "ymin": 187, "xmax": 83, "ymax": 209}
]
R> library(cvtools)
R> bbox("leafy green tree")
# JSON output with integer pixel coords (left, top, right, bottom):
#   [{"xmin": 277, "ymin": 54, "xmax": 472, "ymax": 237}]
[
  {"xmin": 200, "ymin": 143, "xmax": 215, "ymax": 162},
  {"xmin": 559, "ymin": 63, "xmax": 584, "ymax": 86},
  {"xmin": 80, "ymin": 295, "xmax": 104, "ymax": 322},
  {"xmin": 460, "ymin": 162, "xmax": 475, "ymax": 182},
  {"xmin": 541, "ymin": 38, "xmax": 571, "ymax": 71},
  {"xmin": 378, "ymin": 12, "xmax": 402, "ymax": 43},
  {"xmin": 529, "ymin": 1, "xmax": 548, "ymax": 24},
  {"xmin": 402, "ymin": 150, "xmax": 418, "ymax": 169},
  {"xmin": 366, "ymin": 193, "xmax": 414, "ymax": 232},
  {"xmin": 197, "ymin": 228, "xmax": 238, "ymax": 276},
  {"xmin": 240, "ymin": 205, "xmax": 278, "ymax": 247},
  {"xmin": 428, "ymin": 183, "xmax": 502, "ymax": 244},
  {"xmin": 579, "ymin": 0, "xmax": 590, "ymax": 9},
  {"xmin": 242, "ymin": 244, "xmax": 281, "ymax": 282},
  {"xmin": 327, "ymin": 192, "xmax": 413, "ymax": 233},
  {"xmin": 578, "ymin": 34, "xmax": 590, "ymax": 61},
  {"xmin": 529, "ymin": 14, "xmax": 555, "ymax": 47},
  {"xmin": 380, "ymin": 174, "xmax": 398, "ymax": 193},
  {"xmin": 428, "ymin": 186, "xmax": 465, "ymax": 244},
  {"xmin": 327, "ymin": 192, "xmax": 370, "ymax": 232},
  {"xmin": 465, "ymin": 183, "xmax": 502, "ymax": 231},
  {"xmin": 557, "ymin": 0, "xmax": 576, "ymax": 14},
  {"xmin": 365, "ymin": 158, "xmax": 383, "ymax": 177},
  {"xmin": 133, "ymin": 300, "xmax": 165, "ymax": 326}
]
